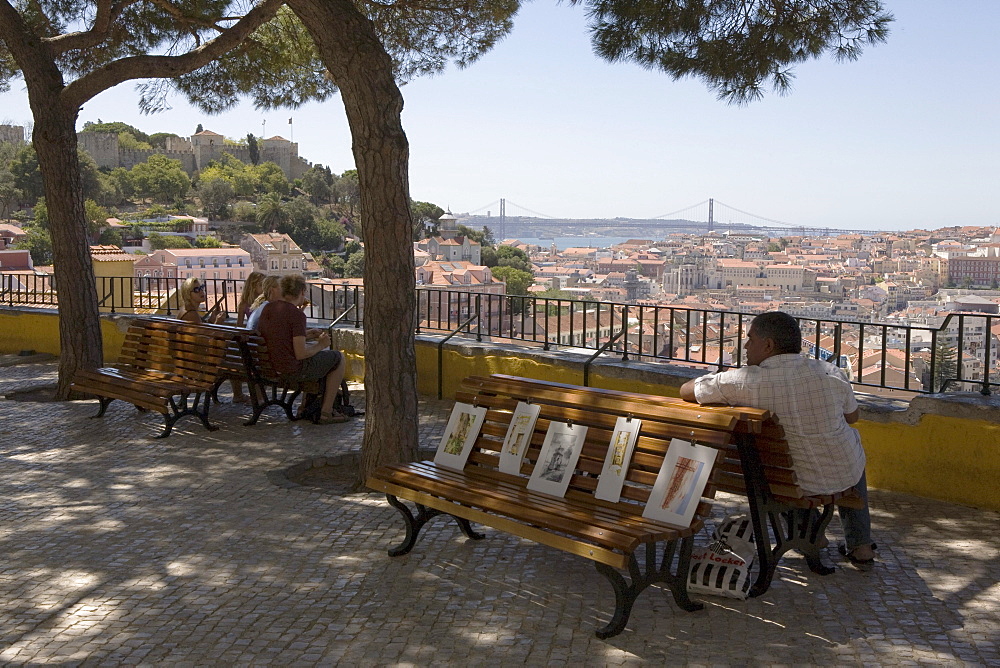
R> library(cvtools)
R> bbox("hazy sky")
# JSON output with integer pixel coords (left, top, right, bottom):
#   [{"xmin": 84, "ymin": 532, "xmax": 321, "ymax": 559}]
[{"xmin": 1, "ymin": 1, "xmax": 997, "ymax": 231}]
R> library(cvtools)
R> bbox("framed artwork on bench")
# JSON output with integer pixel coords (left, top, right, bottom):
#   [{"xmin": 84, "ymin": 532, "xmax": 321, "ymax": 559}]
[
  {"xmin": 594, "ymin": 416, "xmax": 643, "ymax": 502},
  {"xmin": 498, "ymin": 401, "xmax": 541, "ymax": 475},
  {"xmin": 527, "ymin": 421, "xmax": 588, "ymax": 497},
  {"xmin": 643, "ymin": 438, "xmax": 716, "ymax": 528},
  {"xmin": 433, "ymin": 402, "xmax": 488, "ymax": 471}
]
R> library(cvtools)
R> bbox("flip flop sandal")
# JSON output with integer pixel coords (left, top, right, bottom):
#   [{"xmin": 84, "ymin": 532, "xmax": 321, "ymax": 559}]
[
  {"xmin": 317, "ymin": 412, "xmax": 349, "ymax": 424},
  {"xmin": 839, "ymin": 543, "xmax": 876, "ymax": 571}
]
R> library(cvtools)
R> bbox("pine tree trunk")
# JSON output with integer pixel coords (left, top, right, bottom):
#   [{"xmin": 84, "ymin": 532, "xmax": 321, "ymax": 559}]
[
  {"xmin": 27, "ymin": 78, "xmax": 103, "ymax": 398},
  {"xmin": 289, "ymin": 0, "xmax": 420, "ymax": 481}
]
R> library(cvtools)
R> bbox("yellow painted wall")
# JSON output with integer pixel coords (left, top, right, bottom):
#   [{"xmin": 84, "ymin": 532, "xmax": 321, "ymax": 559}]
[
  {"xmin": 0, "ymin": 309, "xmax": 130, "ymax": 362},
  {"xmin": 857, "ymin": 415, "xmax": 1000, "ymax": 512},
  {"xmin": 417, "ymin": 347, "xmax": 680, "ymax": 399}
]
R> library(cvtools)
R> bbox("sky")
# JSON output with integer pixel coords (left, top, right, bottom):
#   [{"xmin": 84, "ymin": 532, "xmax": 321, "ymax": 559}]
[{"xmin": 1, "ymin": 1, "xmax": 998, "ymax": 232}]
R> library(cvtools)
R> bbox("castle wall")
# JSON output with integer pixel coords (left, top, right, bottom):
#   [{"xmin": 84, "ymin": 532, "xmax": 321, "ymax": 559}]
[
  {"xmin": 0, "ymin": 125, "xmax": 25, "ymax": 144},
  {"xmin": 76, "ymin": 130, "xmax": 312, "ymax": 180},
  {"xmin": 77, "ymin": 132, "xmax": 121, "ymax": 168}
]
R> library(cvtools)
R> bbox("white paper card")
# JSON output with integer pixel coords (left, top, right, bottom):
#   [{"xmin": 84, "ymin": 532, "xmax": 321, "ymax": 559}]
[
  {"xmin": 642, "ymin": 438, "xmax": 716, "ymax": 528},
  {"xmin": 594, "ymin": 416, "xmax": 643, "ymax": 502},
  {"xmin": 527, "ymin": 421, "xmax": 588, "ymax": 497},
  {"xmin": 498, "ymin": 401, "xmax": 541, "ymax": 475},
  {"xmin": 433, "ymin": 403, "xmax": 488, "ymax": 471}
]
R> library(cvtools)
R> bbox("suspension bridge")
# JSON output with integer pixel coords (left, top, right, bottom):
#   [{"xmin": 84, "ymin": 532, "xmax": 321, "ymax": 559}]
[{"xmin": 462, "ymin": 198, "xmax": 887, "ymax": 239}]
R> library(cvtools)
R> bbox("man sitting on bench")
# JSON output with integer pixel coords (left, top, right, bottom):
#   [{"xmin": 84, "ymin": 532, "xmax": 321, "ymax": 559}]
[{"xmin": 679, "ymin": 311, "xmax": 877, "ymax": 571}]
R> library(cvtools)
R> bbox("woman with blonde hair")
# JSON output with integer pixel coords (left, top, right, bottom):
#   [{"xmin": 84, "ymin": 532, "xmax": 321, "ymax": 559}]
[
  {"xmin": 257, "ymin": 274, "xmax": 348, "ymax": 424},
  {"xmin": 177, "ymin": 276, "xmax": 225, "ymax": 324},
  {"xmin": 236, "ymin": 271, "xmax": 267, "ymax": 327}
]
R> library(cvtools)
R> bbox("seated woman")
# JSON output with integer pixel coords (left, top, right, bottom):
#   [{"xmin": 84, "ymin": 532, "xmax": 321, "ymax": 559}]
[
  {"xmin": 177, "ymin": 277, "xmax": 226, "ymax": 324},
  {"xmin": 246, "ymin": 275, "xmax": 280, "ymax": 331},
  {"xmin": 226, "ymin": 271, "xmax": 267, "ymax": 403},
  {"xmin": 257, "ymin": 274, "xmax": 348, "ymax": 424}
]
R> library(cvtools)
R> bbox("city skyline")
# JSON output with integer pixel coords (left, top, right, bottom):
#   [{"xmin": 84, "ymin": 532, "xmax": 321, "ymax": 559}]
[{"xmin": 1, "ymin": 1, "xmax": 997, "ymax": 231}]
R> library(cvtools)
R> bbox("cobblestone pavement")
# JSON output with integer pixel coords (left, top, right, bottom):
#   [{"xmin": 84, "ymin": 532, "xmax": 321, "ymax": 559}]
[{"xmin": 1, "ymin": 362, "xmax": 998, "ymax": 666}]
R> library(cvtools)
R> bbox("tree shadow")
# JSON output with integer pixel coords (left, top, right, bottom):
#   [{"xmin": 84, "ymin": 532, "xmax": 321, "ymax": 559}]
[{"xmin": 0, "ymin": 376, "xmax": 997, "ymax": 664}]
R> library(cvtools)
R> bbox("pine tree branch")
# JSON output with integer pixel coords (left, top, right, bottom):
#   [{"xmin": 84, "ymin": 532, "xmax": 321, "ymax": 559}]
[
  {"xmin": 44, "ymin": 0, "xmax": 141, "ymax": 54},
  {"xmin": 62, "ymin": 0, "xmax": 286, "ymax": 109}
]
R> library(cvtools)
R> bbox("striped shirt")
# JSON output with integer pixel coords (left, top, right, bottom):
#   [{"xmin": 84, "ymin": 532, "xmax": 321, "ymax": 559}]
[{"xmin": 693, "ymin": 354, "xmax": 865, "ymax": 495}]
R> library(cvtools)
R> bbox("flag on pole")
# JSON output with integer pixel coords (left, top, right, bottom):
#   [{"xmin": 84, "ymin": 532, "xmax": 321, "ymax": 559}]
[{"xmin": 288, "ymin": 118, "xmax": 292, "ymax": 124}]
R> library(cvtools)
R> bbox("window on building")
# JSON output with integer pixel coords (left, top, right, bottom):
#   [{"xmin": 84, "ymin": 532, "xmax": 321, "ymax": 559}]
[
  {"xmin": 282, "ymin": 260, "xmax": 288, "ymax": 270},
  {"xmin": 271, "ymin": 260, "xmax": 278, "ymax": 270}
]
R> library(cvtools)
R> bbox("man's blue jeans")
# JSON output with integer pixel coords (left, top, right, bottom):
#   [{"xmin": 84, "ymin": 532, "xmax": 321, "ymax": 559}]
[{"xmin": 839, "ymin": 470, "xmax": 874, "ymax": 551}]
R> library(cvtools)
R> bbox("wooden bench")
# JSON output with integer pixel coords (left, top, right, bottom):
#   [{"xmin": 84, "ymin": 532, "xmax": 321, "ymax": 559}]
[
  {"xmin": 486, "ymin": 375, "xmax": 865, "ymax": 597},
  {"xmin": 208, "ymin": 328, "xmax": 350, "ymax": 425},
  {"xmin": 69, "ymin": 317, "xmax": 242, "ymax": 438},
  {"xmin": 365, "ymin": 375, "xmax": 771, "ymax": 638}
]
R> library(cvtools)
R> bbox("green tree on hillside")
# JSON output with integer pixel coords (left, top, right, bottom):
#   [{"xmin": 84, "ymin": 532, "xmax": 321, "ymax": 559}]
[
  {"xmin": 247, "ymin": 133, "xmax": 260, "ymax": 165},
  {"xmin": 199, "ymin": 178, "xmax": 236, "ymax": 220},
  {"xmin": 81, "ymin": 122, "xmax": 152, "ymax": 145},
  {"xmin": 344, "ymin": 249, "xmax": 365, "ymax": 278},
  {"xmin": 931, "ymin": 338, "xmax": 958, "ymax": 392},
  {"xmin": 256, "ymin": 192, "xmax": 289, "ymax": 231},
  {"xmin": 130, "ymin": 154, "xmax": 191, "ymax": 202},
  {"xmin": 148, "ymin": 232, "xmax": 194, "ymax": 250},
  {"xmin": 411, "ymin": 200, "xmax": 444, "ymax": 239},
  {"xmin": 195, "ymin": 235, "xmax": 223, "ymax": 248},
  {"xmin": 14, "ymin": 225, "xmax": 53, "ymax": 265},
  {"xmin": 492, "ymin": 265, "xmax": 533, "ymax": 296}
]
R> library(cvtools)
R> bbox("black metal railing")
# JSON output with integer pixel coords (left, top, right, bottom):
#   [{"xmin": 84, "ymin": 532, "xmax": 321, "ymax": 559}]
[{"xmin": 3, "ymin": 276, "xmax": 997, "ymax": 396}]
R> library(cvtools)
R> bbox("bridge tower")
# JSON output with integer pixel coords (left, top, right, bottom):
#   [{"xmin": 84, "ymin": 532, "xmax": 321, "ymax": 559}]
[
  {"xmin": 498, "ymin": 198, "xmax": 506, "ymax": 242},
  {"xmin": 708, "ymin": 198, "xmax": 714, "ymax": 232}
]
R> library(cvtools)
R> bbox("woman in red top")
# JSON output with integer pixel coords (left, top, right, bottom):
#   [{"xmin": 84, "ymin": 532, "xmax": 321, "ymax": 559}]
[{"xmin": 257, "ymin": 274, "xmax": 348, "ymax": 424}]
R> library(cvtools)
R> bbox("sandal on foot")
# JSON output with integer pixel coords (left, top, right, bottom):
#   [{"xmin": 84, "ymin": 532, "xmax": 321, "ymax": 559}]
[
  {"xmin": 839, "ymin": 543, "xmax": 875, "ymax": 571},
  {"xmin": 317, "ymin": 412, "xmax": 348, "ymax": 424}
]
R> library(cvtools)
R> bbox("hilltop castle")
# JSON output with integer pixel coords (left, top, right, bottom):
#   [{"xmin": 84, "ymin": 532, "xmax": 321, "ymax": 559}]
[
  {"xmin": 79, "ymin": 129, "xmax": 312, "ymax": 179},
  {"xmin": 0, "ymin": 125, "xmax": 311, "ymax": 180}
]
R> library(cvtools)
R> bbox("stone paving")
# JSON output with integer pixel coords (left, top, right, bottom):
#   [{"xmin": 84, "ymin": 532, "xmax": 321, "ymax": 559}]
[{"xmin": 1, "ymin": 362, "xmax": 999, "ymax": 666}]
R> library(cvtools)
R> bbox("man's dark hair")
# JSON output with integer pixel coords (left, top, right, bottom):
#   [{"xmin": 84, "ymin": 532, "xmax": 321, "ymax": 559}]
[{"xmin": 751, "ymin": 311, "xmax": 802, "ymax": 354}]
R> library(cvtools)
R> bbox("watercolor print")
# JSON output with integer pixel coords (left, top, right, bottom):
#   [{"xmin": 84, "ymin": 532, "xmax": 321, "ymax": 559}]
[
  {"xmin": 498, "ymin": 402, "xmax": 542, "ymax": 475},
  {"xmin": 527, "ymin": 421, "xmax": 589, "ymax": 497},
  {"xmin": 433, "ymin": 402, "xmax": 488, "ymax": 470},
  {"xmin": 594, "ymin": 416, "xmax": 643, "ymax": 502},
  {"xmin": 642, "ymin": 438, "xmax": 716, "ymax": 528}
]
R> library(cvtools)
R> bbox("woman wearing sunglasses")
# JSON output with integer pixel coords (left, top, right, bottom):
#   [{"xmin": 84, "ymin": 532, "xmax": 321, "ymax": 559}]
[{"xmin": 178, "ymin": 277, "xmax": 226, "ymax": 324}]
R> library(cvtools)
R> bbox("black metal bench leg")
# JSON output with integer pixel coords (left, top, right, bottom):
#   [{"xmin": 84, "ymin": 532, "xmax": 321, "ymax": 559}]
[
  {"xmin": 195, "ymin": 392, "xmax": 219, "ymax": 433},
  {"xmin": 454, "ymin": 517, "xmax": 485, "ymax": 540},
  {"xmin": 664, "ymin": 537, "xmax": 703, "ymax": 612},
  {"xmin": 594, "ymin": 541, "xmax": 703, "ymax": 640},
  {"xmin": 156, "ymin": 413, "xmax": 178, "ymax": 439},
  {"xmin": 801, "ymin": 507, "xmax": 837, "ymax": 576},
  {"xmin": 90, "ymin": 396, "xmax": 114, "ymax": 418},
  {"xmin": 594, "ymin": 562, "xmax": 636, "ymax": 639},
  {"xmin": 385, "ymin": 495, "xmax": 444, "ymax": 557},
  {"xmin": 747, "ymin": 502, "xmax": 777, "ymax": 598}
]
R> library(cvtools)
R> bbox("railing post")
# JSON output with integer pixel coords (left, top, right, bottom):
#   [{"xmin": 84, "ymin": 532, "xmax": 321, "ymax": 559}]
[{"xmin": 620, "ymin": 306, "xmax": 629, "ymax": 361}]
